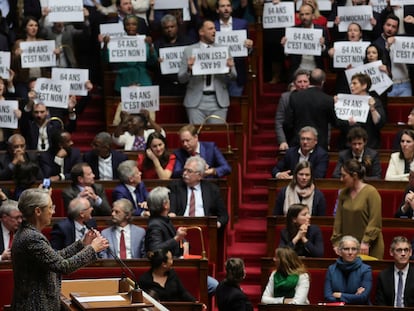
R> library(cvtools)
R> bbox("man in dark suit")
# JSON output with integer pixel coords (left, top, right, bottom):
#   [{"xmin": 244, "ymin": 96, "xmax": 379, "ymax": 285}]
[
  {"xmin": 169, "ymin": 156, "xmax": 228, "ymax": 229},
  {"xmin": 172, "ymin": 124, "xmax": 231, "ymax": 178},
  {"xmin": 284, "ymin": 68, "xmax": 338, "ymax": 150},
  {"xmin": 214, "ymin": 0, "xmax": 253, "ymax": 96},
  {"xmin": 271, "ymin": 126, "xmax": 329, "ymax": 179},
  {"xmin": 50, "ymin": 197, "xmax": 97, "ymax": 250},
  {"xmin": 83, "ymin": 132, "xmax": 128, "ymax": 180},
  {"xmin": 101, "ymin": 199, "xmax": 146, "ymax": 258},
  {"xmin": 376, "ymin": 236, "xmax": 414, "ymax": 307},
  {"xmin": 0, "ymin": 200, "xmax": 21, "ymax": 261},
  {"xmin": 62, "ymin": 162, "xmax": 111, "ymax": 215},
  {"xmin": 395, "ymin": 162, "xmax": 414, "ymax": 218},
  {"xmin": 112, "ymin": 160, "xmax": 149, "ymax": 216},
  {"xmin": 332, "ymin": 127, "xmax": 381, "ymax": 179},
  {"xmin": 39, "ymin": 131, "xmax": 82, "ymax": 181}
]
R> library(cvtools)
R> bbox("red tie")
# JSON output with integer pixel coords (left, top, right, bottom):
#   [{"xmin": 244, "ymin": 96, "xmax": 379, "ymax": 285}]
[
  {"xmin": 8, "ymin": 231, "xmax": 13, "ymax": 249},
  {"xmin": 120, "ymin": 229, "xmax": 126, "ymax": 259},
  {"xmin": 189, "ymin": 187, "xmax": 195, "ymax": 217}
]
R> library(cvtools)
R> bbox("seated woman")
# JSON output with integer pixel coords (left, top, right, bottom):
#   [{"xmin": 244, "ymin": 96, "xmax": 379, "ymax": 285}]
[
  {"xmin": 324, "ymin": 235, "xmax": 372, "ymax": 304},
  {"xmin": 137, "ymin": 132, "xmax": 176, "ymax": 179},
  {"xmin": 216, "ymin": 258, "xmax": 253, "ymax": 311},
  {"xmin": 279, "ymin": 204, "xmax": 324, "ymax": 257},
  {"xmin": 273, "ymin": 161, "xmax": 326, "ymax": 216},
  {"xmin": 261, "ymin": 247, "xmax": 310, "ymax": 305},
  {"xmin": 392, "ymin": 107, "xmax": 414, "ymax": 151},
  {"xmin": 385, "ymin": 129, "xmax": 414, "ymax": 181},
  {"xmin": 138, "ymin": 249, "xmax": 197, "ymax": 302}
]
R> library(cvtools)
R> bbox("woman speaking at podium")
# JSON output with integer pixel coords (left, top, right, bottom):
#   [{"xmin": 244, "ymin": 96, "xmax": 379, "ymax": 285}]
[{"xmin": 11, "ymin": 188, "xmax": 109, "ymax": 311}]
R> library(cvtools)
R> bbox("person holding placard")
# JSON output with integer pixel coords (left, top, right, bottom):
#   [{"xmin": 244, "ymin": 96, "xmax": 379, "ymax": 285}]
[
  {"xmin": 294, "ymin": 0, "xmax": 327, "ymax": 28},
  {"xmin": 177, "ymin": 19, "xmax": 237, "ymax": 124}
]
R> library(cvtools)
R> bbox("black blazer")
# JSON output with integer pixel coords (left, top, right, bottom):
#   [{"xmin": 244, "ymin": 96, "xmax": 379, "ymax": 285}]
[
  {"xmin": 145, "ymin": 216, "xmax": 181, "ymax": 257},
  {"xmin": 50, "ymin": 218, "xmax": 97, "ymax": 250},
  {"xmin": 39, "ymin": 147, "xmax": 82, "ymax": 180},
  {"xmin": 216, "ymin": 280, "xmax": 253, "ymax": 311},
  {"xmin": 83, "ymin": 150, "xmax": 128, "ymax": 180}
]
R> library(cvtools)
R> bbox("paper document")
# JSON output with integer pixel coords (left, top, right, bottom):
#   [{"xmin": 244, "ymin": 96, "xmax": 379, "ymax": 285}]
[{"xmin": 76, "ymin": 295, "xmax": 126, "ymax": 302}]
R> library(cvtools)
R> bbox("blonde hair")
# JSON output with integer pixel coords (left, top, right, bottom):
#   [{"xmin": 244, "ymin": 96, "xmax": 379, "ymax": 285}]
[{"xmin": 275, "ymin": 247, "xmax": 307, "ymax": 276}]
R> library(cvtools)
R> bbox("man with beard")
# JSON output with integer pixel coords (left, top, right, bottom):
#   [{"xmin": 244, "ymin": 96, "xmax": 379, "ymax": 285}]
[{"xmin": 39, "ymin": 131, "xmax": 82, "ymax": 181}]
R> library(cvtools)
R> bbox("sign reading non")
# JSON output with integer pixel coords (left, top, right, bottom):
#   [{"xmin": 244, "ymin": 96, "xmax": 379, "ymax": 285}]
[
  {"xmin": 0, "ymin": 101, "xmax": 18, "ymax": 129},
  {"xmin": 48, "ymin": 0, "xmax": 84, "ymax": 22},
  {"xmin": 0, "ymin": 52, "xmax": 10, "ymax": 79},
  {"xmin": 262, "ymin": 2, "xmax": 295, "ymax": 29},
  {"xmin": 159, "ymin": 46, "xmax": 186, "ymax": 74},
  {"xmin": 52, "ymin": 68, "xmax": 89, "ymax": 96},
  {"xmin": 215, "ymin": 30, "xmax": 247, "ymax": 57},
  {"xmin": 107, "ymin": 36, "xmax": 146, "ymax": 62},
  {"xmin": 337, "ymin": 5, "xmax": 373, "ymax": 32},
  {"xmin": 121, "ymin": 85, "xmax": 159, "ymax": 113},
  {"xmin": 191, "ymin": 46, "xmax": 230, "ymax": 75},
  {"xmin": 284, "ymin": 27, "xmax": 322, "ymax": 56},
  {"xmin": 333, "ymin": 41, "xmax": 370, "ymax": 68},
  {"xmin": 20, "ymin": 40, "xmax": 56, "ymax": 68},
  {"xmin": 335, "ymin": 94, "xmax": 370, "ymax": 123},
  {"xmin": 34, "ymin": 78, "xmax": 70, "ymax": 109}
]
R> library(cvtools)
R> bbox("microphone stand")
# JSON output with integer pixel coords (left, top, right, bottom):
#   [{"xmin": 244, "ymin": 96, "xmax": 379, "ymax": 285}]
[{"xmin": 197, "ymin": 114, "xmax": 233, "ymax": 154}]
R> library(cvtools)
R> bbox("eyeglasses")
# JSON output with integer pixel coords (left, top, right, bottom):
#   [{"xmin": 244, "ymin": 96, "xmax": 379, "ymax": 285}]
[
  {"xmin": 6, "ymin": 214, "xmax": 22, "ymax": 220},
  {"xmin": 394, "ymin": 248, "xmax": 410, "ymax": 254},
  {"xmin": 341, "ymin": 247, "xmax": 358, "ymax": 252},
  {"xmin": 183, "ymin": 168, "xmax": 200, "ymax": 174},
  {"xmin": 300, "ymin": 137, "xmax": 314, "ymax": 141}
]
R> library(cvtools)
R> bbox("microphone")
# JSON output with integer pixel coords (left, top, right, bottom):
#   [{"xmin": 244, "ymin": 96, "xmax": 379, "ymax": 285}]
[
  {"xmin": 184, "ymin": 226, "xmax": 207, "ymax": 260},
  {"xmin": 196, "ymin": 114, "xmax": 233, "ymax": 154}
]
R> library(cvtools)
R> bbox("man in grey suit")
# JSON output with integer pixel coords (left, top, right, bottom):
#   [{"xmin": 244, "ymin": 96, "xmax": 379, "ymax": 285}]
[
  {"xmin": 177, "ymin": 19, "xmax": 237, "ymax": 124},
  {"xmin": 101, "ymin": 199, "xmax": 146, "ymax": 259}
]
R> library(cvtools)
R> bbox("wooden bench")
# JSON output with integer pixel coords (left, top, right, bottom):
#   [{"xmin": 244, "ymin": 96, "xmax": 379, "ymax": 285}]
[
  {"xmin": 267, "ymin": 178, "xmax": 407, "ymax": 217},
  {"xmin": 266, "ymin": 216, "xmax": 414, "ymax": 260}
]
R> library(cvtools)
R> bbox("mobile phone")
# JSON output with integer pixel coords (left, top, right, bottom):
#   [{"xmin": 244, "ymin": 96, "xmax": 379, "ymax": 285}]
[{"xmin": 42, "ymin": 178, "xmax": 51, "ymax": 189}]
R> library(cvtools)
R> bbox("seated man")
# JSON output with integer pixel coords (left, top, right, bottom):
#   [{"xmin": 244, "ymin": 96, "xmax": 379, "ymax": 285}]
[
  {"xmin": 172, "ymin": 124, "xmax": 231, "ymax": 178},
  {"xmin": 101, "ymin": 199, "xmax": 146, "ymax": 259},
  {"xmin": 112, "ymin": 160, "xmax": 149, "ymax": 216},
  {"xmin": 271, "ymin": 126, "xmax": 328, "ymax": 179},
  {"xmin": 0, "ymin": 200, "xmax": 22, "ymax": 261},
  {"xmin": 332, "ymin": 127, "xmax": 381, "ymax": 179},
  {"xmin": 169, "ymin": 156, "xmax": 228, "ymax": 229},
  {"xmin": 50, "ymin": 197, "xmax": 96, "ymax": 250},
  {"xmin": 62, "ymin": 163, "xmax": 111, "ymax": 216},
  {"xmin": 83, "ymin": 132, "xmax": 128, "ymax": 180}
]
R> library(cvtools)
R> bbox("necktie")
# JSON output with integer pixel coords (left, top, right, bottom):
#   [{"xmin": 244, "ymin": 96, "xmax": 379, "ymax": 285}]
[
  {"xmin": 206, "ymin": 46, "xmax": 211, "ymax": 86},
  {"xmin": 120, "ymin": 229, "xmax": 127, "ymax": 259},
  {"xmin": 189, "ymin": 187, "xmax": 195, "ymax": 217},
  {"xmin": 80, "ymin": 227, "xmax": 86, "ymax": 237},
  {"xmin": 8, "ymin": 231, "xmax": 13, "ymax": 249},
  {"xmin": 396, "ymin": 270, "xmax": 403, "ymax": 307}
]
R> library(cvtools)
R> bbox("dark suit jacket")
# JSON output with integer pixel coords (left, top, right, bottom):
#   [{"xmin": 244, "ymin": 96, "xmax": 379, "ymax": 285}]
[
  {"xmin": 168, "ymin": 179, "xmax": 229, "ymax": 227},
  {"xmin": 112, "ymin": 182, "xmax": 149, "ymax": 216},
  {"xmin": 145, "ymin": 216, "xmax": 181, "ymax": 257},
  {"xmin": 39, "ymin": 147, "xmax": 82, "ymax": 180},
  {"xmin": 375, "ymin": 264, "xmax": 414, "ymax": 307},
  {"xmin": 332, "ymin": 148, "xmax": 382, "ymax": 179},
  {"xmin": 50, "ymin": 218, "xmax": 97, "ymax": 250},
  {"xmin": 271, "ymin": 145, "xmax": 329, "ymax": 178},
  {"xmin": 83, "ymin": 150, "xmax": 128, "ymax": 180},
  {"xmin": 62, "ymin": 184, "xmax": 111, "ymax": 216},
  {"xmin": 0, "ymin": 225, "xmax": 5, "ymax": 254},
  {"xmin": 395, "ymin": 186, "xmax": 414, "ymax": 218},
  {"xmin": 216, "ymin": 280, "xmax": 253, "ymax": 311},
  {"xmin": 172, "ymin": 141, "xmax": 231, "ymax": 178},
  {"xmin": 279, "ymin": 224, "xmax": 324, "ymax": 257}
]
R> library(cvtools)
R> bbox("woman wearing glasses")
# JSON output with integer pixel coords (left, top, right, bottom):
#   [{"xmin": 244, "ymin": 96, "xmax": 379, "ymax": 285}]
[
  {"xmin": 324, "ymin": 235, "xmax": 372, "ymax": 304},
  {"xmin": 331, "ymin": 159, "xmax": 384, "ymax": 259}
]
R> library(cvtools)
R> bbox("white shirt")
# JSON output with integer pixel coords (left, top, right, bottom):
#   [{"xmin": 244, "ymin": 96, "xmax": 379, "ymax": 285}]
[
  {"xmin": 116, "ymin": 225, "xmax": 131, "ymax": 259},
  {"xmin": 98, "ymin": 154, "xmax": 113, "ymax": 180},
  {"xmin": 1, "ymin": 222, "xmax": 11, "ymax": 261},
  {"xmin": 0, "ymin": 0, "xmax": 9, "ymax": 18},
  {"xmin": 74, "ymin": 221, "xmax": 88, "ymax": 242},
  {"xmin": 184, "ymin": 184, "xmax": 204, "ymax": 217},
  {"xmin": 219, "ymin": 17, "xmax": 233, "ymax": 31}
]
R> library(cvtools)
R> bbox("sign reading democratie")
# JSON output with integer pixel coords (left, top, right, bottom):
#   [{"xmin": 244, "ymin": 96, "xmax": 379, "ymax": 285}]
[
  {"xmin": 262, "ymin": 2, "xmax": 295, "ymax": 29},
  {"xmin": 191, "ymin": 47, "xmax": 230, "ymax": 75},
  {"xmin": 392, "ymin": 36, "xmax": 414, "ymax": 64},
  {"xmin": 48, "ymin": 0, "xmax": 84, "ymax": 22},
  {"xmin": 52, "ymin": 68, "xmax": 89, "ymax": 96},
  {"xmin": 0, "ymin": 101, "xmax": 18, "ymax": 129},
  {"xmin": 99, "ymin": 23, "xmax": 126, "ymax": 39},
  {"xmin": 335, "ymin": 94, "xmax": 370, "ymax": 123},
  {"xmin": 34, "ymin": 78, "xmax": 70, "ymax": 109},
  {"xmin": 107, "ymin": 36, "xmax": 146, "ymax": 62},
  {"xmin": 121, "ymin": 85, "xmax": 159, "ymax": 113},
  {"xmin": 337, "ymin": 5, "xmax": 373, "ymax": 32},
  {"xmin": 215, "ymin": 30, "xmax": 248, "ymax": 57},
  {"xmin": 284, "ymin": 28, "xmax": 322, "ymax": 56},
  {"xmin": 333, "ymin": 41, "xmax": 370, "ymax": 68},
  {"xmin": 0, "ymin": 52, "xmax": 10, "ymax": 79},
  {"xmin": 159, "ymin": 46, "xmax": 186, "ymax": 74},
  {"xmin": 345, "ymin": 61, "xmax": 393, "ymax": 95},
  {"xmin": 20, "ymin": 40, "xmax": 56, "ymax": 68}
]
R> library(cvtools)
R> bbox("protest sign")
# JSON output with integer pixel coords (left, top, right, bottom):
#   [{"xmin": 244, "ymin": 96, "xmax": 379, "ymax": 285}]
[
  {"xmin": 0, "ymin": 52, "xmax": 10, "ymax": 79},
  {"xmin": 191, "ymin": 46, "xmax": 230, "ymax": 75},
  {"xmin": 263, "ymin": 2, "xmax": 295, "ymax": 29},
  {"xmin": 20, "ymin": 40, "xmax": 56, "ymax": 68},
  {"xmin": 159, "ymin": 46, "xmax": 186, "ymax": 74},
  {"xmin": 284, "ymin": 27, "xmax": 322, "ymax": 56},
  {"xmin": 215, "ymin": 30, "xmax": 247, "ymax": 57},
  {"xmin": 333, "ymin": 41, "xmax": 370, "ymax": 68},
  {"xmin": 0, "ymin": 101, "xmax": 18, "ymax": 129},
  {"xmin": 52, "ymin": 68, "xmax": 89, "ymax": 96},
  {"xmin": 392, "ymin": 36, "xmax": 414, "ymax": 64},
  {"xmin": 48, "ymin": 0, "xmax": 84, "ymax": 22},
  {"xmin": 335, "ymin": 94, "xmax": 370, "ymax": 123},
  {"xmin": 121, "ymin": 85, "xmax": 159, "ymax": 113},
  {"xmin": 107, "ymin": 36, "xmax": 146, "ymax": 62},
  {"xmin": 337, "ymin": 5, "xmax": 373, "ymax": 32},
  {"xmin": 34, "ymin": 78, "xmax": 70, "ymax": 109}
]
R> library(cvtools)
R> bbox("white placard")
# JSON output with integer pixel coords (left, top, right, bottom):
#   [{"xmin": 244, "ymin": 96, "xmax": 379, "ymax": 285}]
[
  {"xmin": 215, "ymin": 30, "xmax": 248, "ymax": 57},
  {"xmin": 159, "ymin": 46, "xmax": 186, "ymax": 74},
  {"xmin": 335, "ymin": 94, "xmax": 370, "ymax": 123},
  {"xmin": 107, "ymin": 36, "xmax": 146, "ymax": 62},
  {"xmin": 51, "ymin": 68, "xmax": 89, "ymax": 96},
  {"xmin": 345, "ymin": 61, "xmax": 393, "ymax": 95},
  {"xmin": 296, "ymin": 0, "xmax": 331, "ymax": 11},
  {"xmin": 0, "ymin": 52, "xmax": 10, "ymax": 79},
  {"xmin": 20, "ymin": 40, "xmax": 56, "ymax": 68},
  {"xmin": 284, "ymin": 28, "xmax": 322, "ymax": 56},
  {"xmin": 99, "ymin": 23, "xmax": 126, "ymax": 38},
  {"xmin": 337, "ymin": 6, "xmax": 373, "ymax": 32},
  {"xmin": 121, "ymin": 85, "xmax": 159, "ymax": 113},
  {"xmin": 262, "ymin": 2, "xmax": 295, "ymax": 29},
  {"xmin": 191, "ymin": 47, "xmax": 230, "ymax": 75},
  {"xmin": 371, "ymin": 0, "xmax": 387, "ymax": 13},
  {"xmin": 34, "ymin": 78, "xmax": 70, "ymax": 109},
  {"xmin": 0, "ymin": 101, "xmax": 18, "ymax": 129},
  {"xmin": 392, "ymin": 36, "xmax": 414, "ymax": 64},
  {"xmin": 48, "ymin": 0, "xmax": 84, "ymax": 22},
  {"xmin": 391, "ymin": 0, "xmax": 414, "ymax": 5},
  {"xmin": 153, "ymin": 0, "xmax": 190, "ymax": 21},
  {"xmin": 333, "ymin": 41, "xmax": 370, "ymax": 68}
]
